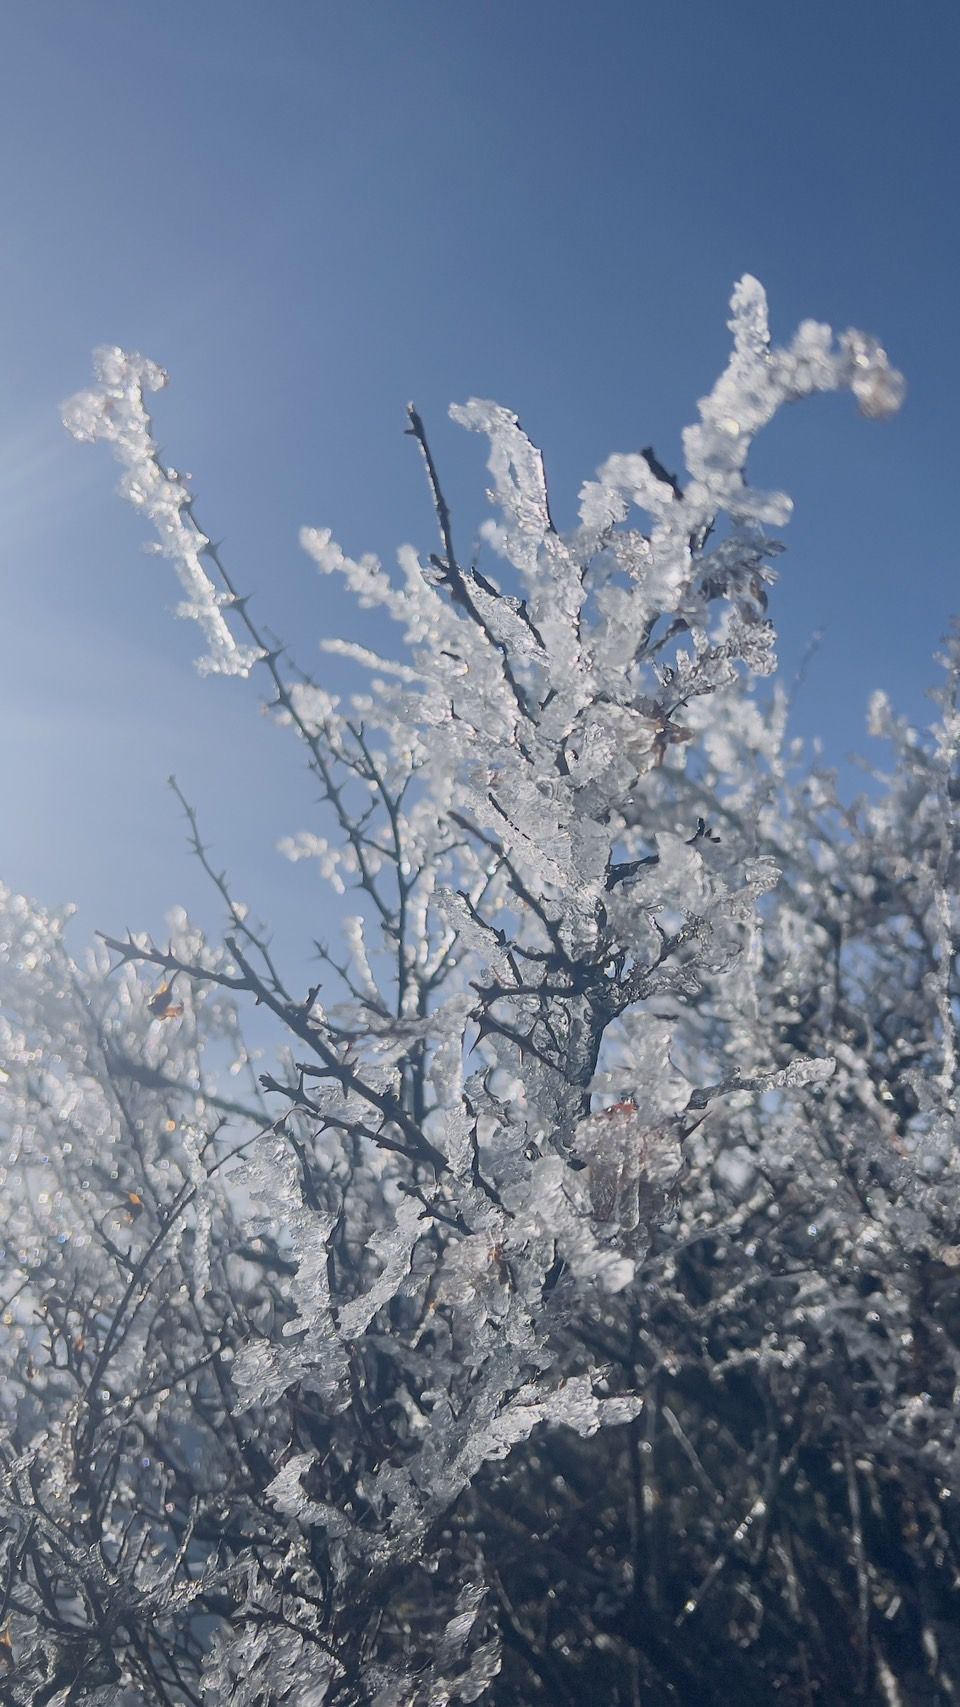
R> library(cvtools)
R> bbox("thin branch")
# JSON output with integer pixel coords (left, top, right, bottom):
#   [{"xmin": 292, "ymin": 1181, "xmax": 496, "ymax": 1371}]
[{"xmin": 406, "ymin": 403, "xmax": 534, "ymax": 726}]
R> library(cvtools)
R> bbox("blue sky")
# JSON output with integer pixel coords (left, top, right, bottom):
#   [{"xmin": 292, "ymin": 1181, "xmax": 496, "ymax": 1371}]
[{"xmin": 2, "ymin": 0, "xmax": 957, "ymax": 977}]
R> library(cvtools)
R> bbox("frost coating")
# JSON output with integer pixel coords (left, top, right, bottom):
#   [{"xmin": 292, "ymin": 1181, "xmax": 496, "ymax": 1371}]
[
  {"xmin": 63, "ymin": 349, "xmax": 262, "ymax": 677},
  {"xmin": 33, "ymin": 279, "xmax": 934, "ymax": 1700}
]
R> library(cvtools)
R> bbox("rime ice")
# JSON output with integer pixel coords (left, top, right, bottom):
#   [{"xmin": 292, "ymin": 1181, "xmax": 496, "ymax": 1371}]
[{"xmin": 9, "ymin": 281, "xmax": 941, "ymax": 1700}]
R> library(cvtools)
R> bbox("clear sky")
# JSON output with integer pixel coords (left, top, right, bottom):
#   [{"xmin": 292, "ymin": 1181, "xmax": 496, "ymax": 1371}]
[{"xmin": 2, "ymin": 0, "xmax": 957, "ymax": 979}]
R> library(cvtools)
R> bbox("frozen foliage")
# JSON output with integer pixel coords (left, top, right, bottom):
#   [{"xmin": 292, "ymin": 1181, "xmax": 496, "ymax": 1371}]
[
  {"xmin": 63, "ymin": 349, "xmax": 262, "ymax": 678},
  {"xmin": 6, "ymin": 277, "xmax": 959, "ymax": 1701}
]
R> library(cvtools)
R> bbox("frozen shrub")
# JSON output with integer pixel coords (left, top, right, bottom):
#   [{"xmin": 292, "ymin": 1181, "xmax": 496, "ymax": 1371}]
[{"xmin": 3, "ymin": 281, "xmax": 954, "ymax": 1702}]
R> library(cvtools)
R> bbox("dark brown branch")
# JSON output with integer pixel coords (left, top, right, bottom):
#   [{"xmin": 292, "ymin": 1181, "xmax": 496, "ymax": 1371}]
[
  {"xmin": 167, "ymin": 776, "xmax": 292, "ymax": 1004},
  {"xmin": 406, "ymin": 403, "xmax": 535, "ymax": 726}
]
